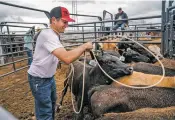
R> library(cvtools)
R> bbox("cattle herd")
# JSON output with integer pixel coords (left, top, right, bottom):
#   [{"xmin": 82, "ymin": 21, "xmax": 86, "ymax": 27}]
[{"xmin": 58, "ymin": 36, "xmax": 175, "ymax": 120}]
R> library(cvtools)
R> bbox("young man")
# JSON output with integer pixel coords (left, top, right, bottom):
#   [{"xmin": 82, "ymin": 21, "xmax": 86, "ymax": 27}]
[
  {"xmin": 112, "ymin": 7, "xmax": 128, "ymax": 30},
  {"xmin": 28, "ymin": 6, "xmax": 93, "ymax": 120}
]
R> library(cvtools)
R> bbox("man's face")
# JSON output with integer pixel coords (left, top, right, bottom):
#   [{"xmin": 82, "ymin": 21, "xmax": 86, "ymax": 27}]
[
  {"xmin": 54, "ymin": 18, "xmax": 68, "ymax": 33},
  {"xmin": 118, "ymin": 10, "xmax": 122, "ymax": 13}
]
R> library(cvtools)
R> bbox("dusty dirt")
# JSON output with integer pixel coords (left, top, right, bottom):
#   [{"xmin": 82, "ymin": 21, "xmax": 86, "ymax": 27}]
[
  {"xmin": 0, "ymin": 59, "xmax": 175, "ymax": 120},
  {"xmin": 0, "ymin": 60, "xmax": 74, "ymax": 120}
]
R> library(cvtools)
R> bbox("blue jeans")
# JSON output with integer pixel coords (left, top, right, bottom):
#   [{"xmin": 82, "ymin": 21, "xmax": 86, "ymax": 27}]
[
  {"xmin": 28, "ymin": 74, "xmax": 57, "ymax": 120},
  {"xmin": 112, "ymin": 23, "xmax": 125, "ymax": 30},
  {"xmin": 25, "ymin": 47, "xmax": 32, "ymax": 65}
]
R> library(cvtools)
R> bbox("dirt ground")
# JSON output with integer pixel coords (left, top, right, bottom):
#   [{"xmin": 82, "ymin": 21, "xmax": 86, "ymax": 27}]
[
  {"xmin": 0, "ymin": 58, "xmax": 175, "ymax": 120},
  {"xmin": 0, "ymin": 60, "xmax": 74, "ymax": 120}
]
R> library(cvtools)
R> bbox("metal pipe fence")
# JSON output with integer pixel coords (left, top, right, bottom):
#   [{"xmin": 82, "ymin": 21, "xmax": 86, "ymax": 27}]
[
  {"xmin": 0, "ymin": 1, "xmax": 104, "ymax": 80},
  {"xmin": 162, "ymin": 0, "xmax": 175, "ymax": 58},
  {"xmin": 1, "ymin": 1, "xmax": 173, "ymax": 84}
]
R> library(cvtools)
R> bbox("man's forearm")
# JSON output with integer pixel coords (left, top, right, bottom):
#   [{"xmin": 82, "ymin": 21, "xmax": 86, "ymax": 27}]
[{"xmin": 65, "ymin": 44, "xmax": 87, "ymax": 63}]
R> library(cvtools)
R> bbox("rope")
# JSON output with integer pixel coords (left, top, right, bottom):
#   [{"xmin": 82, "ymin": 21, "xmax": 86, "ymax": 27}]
[
  {"xmin": 59, "ymin": 34, "xmax": 165, "ymax": 114},
  {"xmin": 56, "ymin": 68, "xmax": 73, "ymax": 94},
  {"xmin": 91, "ymin": 34, "xmax": 165, "ymax": 89},
  {"xmin": 71, "ymin": 52, "xmax": 86, "ymax": 114}
]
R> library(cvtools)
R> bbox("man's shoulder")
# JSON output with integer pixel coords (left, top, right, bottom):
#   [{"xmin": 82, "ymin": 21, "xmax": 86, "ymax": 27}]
[
  {"xmin": 122, "ymin": 11, "xmax": 127, "ymax": 15},
  {"xmin": 40, "ymin": 29, "xmax": 57, "ymax": 38},
  {"xmin": 40, "ymin": 28, "xmax": 52, "ymax": 35},
  {"xmin": 40, "ymin": 29, "xmax": 60, "ymax": 43}
]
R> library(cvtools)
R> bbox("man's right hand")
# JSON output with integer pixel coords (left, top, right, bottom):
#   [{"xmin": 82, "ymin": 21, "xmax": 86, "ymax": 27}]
[{"xmin": 83, "ymin": 42, "xmax": 93, "ymax": 50}]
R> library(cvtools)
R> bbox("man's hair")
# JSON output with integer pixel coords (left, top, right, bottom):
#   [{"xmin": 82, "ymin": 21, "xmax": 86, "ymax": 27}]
[
  {"xmin": 118, "ymin": 7, "xmax": 122, "ymax": 11},
  {"xmin": 50, "ymin": 17, "xmax": 60, "ymax": 24}
]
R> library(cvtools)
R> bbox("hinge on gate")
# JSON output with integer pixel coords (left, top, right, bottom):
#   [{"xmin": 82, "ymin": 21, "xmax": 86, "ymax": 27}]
[{"xmin": 161, "ymin": 25, "xmax": 166, "ymax": 32}]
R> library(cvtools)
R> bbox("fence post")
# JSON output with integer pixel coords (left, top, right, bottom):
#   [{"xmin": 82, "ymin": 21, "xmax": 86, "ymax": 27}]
[
  {"xmin": 94, "ymin": 23, "xmax": 97, "ymax": 51},
  {"xmin": 82, "ymin": 27, "xmax": 84, "ymax": 43},
  {"xmin": 169, "ymin": 9, "xmax": 175, "ymax": 58},
  {"xmin": 161, "ymin": 0, "xmax": 166, "ymax": 56},
  {"xmin": 7, "ymin": 26, "xmax": 16, "ymax": 71}
]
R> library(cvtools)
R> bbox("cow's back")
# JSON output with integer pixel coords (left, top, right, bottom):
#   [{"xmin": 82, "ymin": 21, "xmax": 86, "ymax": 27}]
[
  {"xmin": 132, "ymin": 62, "xmax": 175, "ymax": 76},
  {"xmin": 90, "ymin": 85, "xmax": 175, "ymax": 117}
]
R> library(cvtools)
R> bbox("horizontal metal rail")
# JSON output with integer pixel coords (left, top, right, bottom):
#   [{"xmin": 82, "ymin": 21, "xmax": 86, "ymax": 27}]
[
  {"xmin": 1, "ymin": 21, "xmax": 48, "ymax": 27},
  {"xmin": 5, "ymin": 46, "xmax": 23, "ymax": 49},
  {"xmin": 3, "ymin": 31, "xmax": 29, "ymax": 33},
  {"xmin": 62, "ymin": 37, "xmax": 95, "ymax": 41},
  {"xmin": 0, "ymin": 57, "xmax": 29, "ymax": 67},
  {"xmin": 70, "ymin": 13, "xmax": 102, "ymax": 21},
  {"xmin": 66, "ymin": 41, "xmax": 161, "ymax": 44},
  {"xmin": 129, "ymin": 23, "xmax": 161, "ymax": 26},
  {"xmin": 68, "ymin": 25, "xmax": 101, "ymax": 27},
  {"xmin": 0, "ymin": 50, "xmax": 29, "ymax": 57},
  {"xmin": 62, "ymin": 36, "xmax": 161, "ymax": 42},
  {"xmin": 0, "ymin": 36, "xmax": 24, "ymax": 39},
  {"xmin": 63, "ymin": 29, "xmax": 161, "ymax": 35},
  {"xmin": 0, "ymin": 24, "xmax": 33, "ymax": 28},
  {"xmin": 0, "ymin": 34, "xmax": 32, "ymax": 36},
  {"xmin": 64, "ymin": 43, "xmax": 83, "ymax": 47},
  {"xmin": 69, "ymin": 23, "xmax": 161, "ymax": 28},
  {"xmin": 2, "ymin": 30, "xmax": 45, "ymax": 33},
  {"xmin": 0, "ymin": 41, "xmax": 34, "ymax": 46},
  {"xmin": 64, "ymin": 39, "xmax": 161, "ymax": 43},
  {"xmin": 0, "ymin": 66, "xmax": 29, "ymax": 78},
  {"xmin": 137, "ymin": 26, "xmax": 161, "ymax": 28},
  {"xmin": 69, "ymin": 15, "xmax": 161, "ymax": 25}
]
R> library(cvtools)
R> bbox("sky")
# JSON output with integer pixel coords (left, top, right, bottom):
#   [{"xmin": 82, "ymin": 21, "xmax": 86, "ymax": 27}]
[{"xmin": 0, "ymin": 0, "xmax": 166, "ymax": 32}]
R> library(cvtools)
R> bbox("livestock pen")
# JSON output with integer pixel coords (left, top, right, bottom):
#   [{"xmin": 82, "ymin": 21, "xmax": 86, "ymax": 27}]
[{"xmin": 0, "ymin": 1, "xmax": 175, "ymax": 120}]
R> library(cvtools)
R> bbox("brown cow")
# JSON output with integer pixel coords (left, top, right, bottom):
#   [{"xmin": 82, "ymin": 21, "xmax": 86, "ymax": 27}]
[
  {"xmin": 112, "ymin": 71, "xmax": 175, "ymax": 88},
  {"xmin": 155, "ymin": 58, "xmax": 175, "ymax": 70}
]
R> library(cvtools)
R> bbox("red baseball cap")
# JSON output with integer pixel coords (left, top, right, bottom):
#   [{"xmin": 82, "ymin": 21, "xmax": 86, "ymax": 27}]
[{"xmin": 50, "ymin": 6, "xmax": 75, "ymax": 22}]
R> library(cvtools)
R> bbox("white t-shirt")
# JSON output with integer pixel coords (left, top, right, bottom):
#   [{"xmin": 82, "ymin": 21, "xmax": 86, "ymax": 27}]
[
  {"xmin": 118, "ymin": 16, "xmax": 122, "ymax": 20},
  {"xmin": 28, "ymin": 29, "xmax": 63, "ymax": 78}
]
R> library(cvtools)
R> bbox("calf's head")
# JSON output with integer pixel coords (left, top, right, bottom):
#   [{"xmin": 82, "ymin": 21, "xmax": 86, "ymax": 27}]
[
  {"xmin": 90, "ymin": 53, "xmax": 133, "ymax": 85},
  {"xmin": 122, "ymin": 48, "xmax": 150, "ymax": 63},
  {"xmin": 148, "ymin": 45, "xmax": 163, "ymax": 59}
]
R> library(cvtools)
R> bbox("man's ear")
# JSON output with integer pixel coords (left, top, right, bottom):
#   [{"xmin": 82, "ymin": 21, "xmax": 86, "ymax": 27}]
[{"xmin": 51, "ymin": 17, "xmax": 57, "ymax": 24}]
